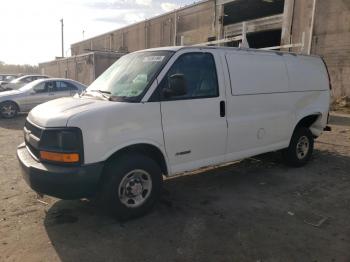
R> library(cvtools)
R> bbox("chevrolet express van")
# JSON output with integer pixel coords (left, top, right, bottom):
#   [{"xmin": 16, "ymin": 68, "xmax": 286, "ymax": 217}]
[{"xmin": 17, "ymin": 46, "xmax": 331, "ymax": 220}]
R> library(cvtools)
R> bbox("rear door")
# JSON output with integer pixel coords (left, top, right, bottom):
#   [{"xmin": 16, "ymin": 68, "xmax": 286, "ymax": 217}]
[{"xmin": 157, "ymin": 51, "xmax": 228, "ymax": 174}]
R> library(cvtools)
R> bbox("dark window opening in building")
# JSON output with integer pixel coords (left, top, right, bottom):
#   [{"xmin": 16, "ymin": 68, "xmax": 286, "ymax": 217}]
[
  {"xmin": 226, "ymin": 41, "xmax": 240, "ymax": 47},
  {"xmin": 247, "ymin": 29, "xmax": 282, "ymax": 49},
  {"xmin": 225, "ymin": 29, "xmax": 281, "ymax": 49},
  {"xmin": 223, "ymin": 0, "xmax": 285, "ymax": 26},
  {"xmin": 207, "ymin": 36, "xmax": 217, "ymax": 46}
]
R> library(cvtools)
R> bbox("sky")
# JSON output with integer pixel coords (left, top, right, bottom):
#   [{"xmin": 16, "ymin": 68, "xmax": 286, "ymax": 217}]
[{"xmin": 0, "ymin": 0, "xmax": 193, "ymax": 65}]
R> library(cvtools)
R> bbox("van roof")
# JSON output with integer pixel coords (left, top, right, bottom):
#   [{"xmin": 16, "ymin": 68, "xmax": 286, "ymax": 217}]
[{"xmin": 138, "ymin": 46, "xmax": 321, "ymax": 58}]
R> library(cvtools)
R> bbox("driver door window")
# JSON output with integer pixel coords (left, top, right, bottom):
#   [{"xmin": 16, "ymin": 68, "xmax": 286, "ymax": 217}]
[
  {"xmin": 161, "ymin": 53, "xmax": 219, "ymax": 100},
  {"xmin": 33, "ymin": 82, "xmax": 48, "ymax": 93}
]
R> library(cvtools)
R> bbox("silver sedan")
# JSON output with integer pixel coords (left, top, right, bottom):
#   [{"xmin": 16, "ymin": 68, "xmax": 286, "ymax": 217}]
[
  {"xmin": 0, "ymin": 78, "xmax": 86, "ymax": 118},
  {"xmin": 1, "ymin": 75, "xmax": 50, "ymax": 91}
]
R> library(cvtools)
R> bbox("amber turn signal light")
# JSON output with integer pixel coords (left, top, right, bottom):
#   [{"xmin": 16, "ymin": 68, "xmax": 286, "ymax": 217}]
[{"xmin": 40, "ymin": 151, "xmax": 80, "ymax": 163}]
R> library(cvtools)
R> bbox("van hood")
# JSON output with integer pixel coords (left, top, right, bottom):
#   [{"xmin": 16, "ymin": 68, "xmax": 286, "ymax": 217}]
[{"xmin": 28, "ymin": 96, "xmax": 110, "ymax": 127}]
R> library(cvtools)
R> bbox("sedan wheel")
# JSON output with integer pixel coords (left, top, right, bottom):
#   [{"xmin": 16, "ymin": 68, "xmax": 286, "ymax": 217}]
[{"xmin": 0, "ymin": 102, "xmax": 18, "ymax": 119}]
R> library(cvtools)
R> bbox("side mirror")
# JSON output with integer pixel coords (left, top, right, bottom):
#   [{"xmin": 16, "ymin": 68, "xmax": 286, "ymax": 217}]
[{"xmin": 163, "ymin": 74, "xmax": 187, "ymax": 98}]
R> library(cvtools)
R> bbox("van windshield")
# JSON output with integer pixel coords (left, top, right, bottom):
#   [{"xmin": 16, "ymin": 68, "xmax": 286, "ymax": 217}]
[{"xmin": 87, "ymin": 51, "xmax": 173, "ymax": 102}]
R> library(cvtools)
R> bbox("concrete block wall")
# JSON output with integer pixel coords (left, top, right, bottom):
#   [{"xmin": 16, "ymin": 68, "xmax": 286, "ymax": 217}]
[
  {"xmin": 66, "ymin": 0, "xmax": 349, "ymax": 98},
  {"xmin": 39, "ymin": 54, "xmax": 95, "ymax": 85},
  {"xmin": 311, "ymin": 0, "xmax": 350, "ymax": 98},
  {"xmin": 71, "ymin": 0, "xmax": 215, "ymax": 55},
  {"xmin": 39, "ymin": 52, "xmax": 123, "ymax": 85}
]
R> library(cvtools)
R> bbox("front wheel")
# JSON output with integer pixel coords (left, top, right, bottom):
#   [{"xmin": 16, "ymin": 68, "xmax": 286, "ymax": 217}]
[
  {"xmin": 282, "ymin": 127, "xmax": 314, "ymax": 167},
  {"xmin": 97, "ymin": 153, "xmax": 163, "ymax": 221},
  {"xmin": 0, "ymin": 101, "xmax": 18, "ymax": 119}
]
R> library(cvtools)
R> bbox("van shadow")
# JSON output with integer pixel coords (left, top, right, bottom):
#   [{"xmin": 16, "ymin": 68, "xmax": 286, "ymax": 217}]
[
  {"xmin": 0, "ymin": 114, "xmax": 26, "ymax": 130},
  {"xmin": 44, "ymin": 149, "xmax": 350, "ymax": 262}
]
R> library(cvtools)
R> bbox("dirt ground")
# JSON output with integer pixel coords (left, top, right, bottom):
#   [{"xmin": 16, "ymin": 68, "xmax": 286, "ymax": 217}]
[{"xmin": 0, "ymin": 113, "xmax": 350, "ymax": 262}]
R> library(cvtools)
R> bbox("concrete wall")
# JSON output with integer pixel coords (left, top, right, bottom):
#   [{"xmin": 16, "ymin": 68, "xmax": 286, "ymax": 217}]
[
  {"xmin": 39, "ymin": 52, "xmax": 123, "ymax": 85},
  {"xmin": 65, "ymin": 0, "xmax": 350, "ymax": 98},
  {"xmin": 71, "ymin": 0, "xmax": 215, "ymax": 55},
  {"xmin": 94, "ymin": 52, "xmax": 124, "ymax": 78},
  {"xmin": 311, "ymin": 0, "xmax": 350, "ymax": 98},
  {"xmin": 39, "ymin": 54, "xmax": 94, "ymax": 85},
  {"xmin": 287, "ymin": 0, "xmax": 350, "ymax": 98}
]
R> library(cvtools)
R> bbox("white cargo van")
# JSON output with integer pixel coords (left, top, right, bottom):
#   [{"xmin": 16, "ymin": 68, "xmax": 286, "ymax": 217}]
[{"xmin": 17, "ymin": 46, "xmax": 331, "ymax": 220}]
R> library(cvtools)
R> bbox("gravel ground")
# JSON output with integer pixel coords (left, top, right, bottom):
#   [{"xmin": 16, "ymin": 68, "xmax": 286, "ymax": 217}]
[{"xmin": 0, "ymin": 113, "xmax": 349, "ymax": 262}]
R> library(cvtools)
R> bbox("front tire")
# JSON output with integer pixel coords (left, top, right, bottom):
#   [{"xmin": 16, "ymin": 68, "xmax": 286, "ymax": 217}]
[
  {"xmin": 0, "ymin": 101, "xmax": 18, "ymax": 119},
  {"xmin": 98, "ymin": 153, "xmax": 163, "ymax": 221},
  {"xmin": 282, "ymin": 127, "xmax": 314, "ymax": 167}
]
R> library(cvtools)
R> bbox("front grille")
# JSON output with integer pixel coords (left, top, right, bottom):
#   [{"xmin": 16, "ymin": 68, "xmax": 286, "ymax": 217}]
[
  {"xmin": 26, "ymin": 142, "xmax": 40, "ymax": 160},
  {"xmin": 24, "ymin": 120, "xmax": 42, "ymax": 139},
  {"xmin": 24, "ymin": 120, "xmax": 43, "ymax": 159}
]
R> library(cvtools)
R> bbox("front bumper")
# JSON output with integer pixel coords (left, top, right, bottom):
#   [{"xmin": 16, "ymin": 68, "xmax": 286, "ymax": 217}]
[{"xmin": 17, "ymin": 143, "xmax": 103, "ymax": 199}]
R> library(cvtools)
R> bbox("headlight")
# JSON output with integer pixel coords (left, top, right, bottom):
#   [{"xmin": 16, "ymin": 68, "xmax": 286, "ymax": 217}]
[{"xmin": 39, "ymin": 128, "xmax": 83, "ymax": 164}]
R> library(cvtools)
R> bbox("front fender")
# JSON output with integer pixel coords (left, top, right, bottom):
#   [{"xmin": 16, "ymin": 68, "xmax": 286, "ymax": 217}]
[{"xmin": 101, "ymin": 139, "xmax": 170, "ymax": 172}]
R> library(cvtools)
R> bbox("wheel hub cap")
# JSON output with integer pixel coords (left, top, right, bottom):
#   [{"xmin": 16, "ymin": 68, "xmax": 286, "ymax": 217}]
[
  {"xmin": 296, "ymin": 136, "xmax": 309, "ymax": 160},
  {"xmin": 1, "ymin": 105, "xmax": 16, "ymax": 117},
  {"xmin": 127, "ymin": 180, "xmax": 143, "ymax": 196},
  {"xmin": 118, "ymin": 169, "xmax": 152, "ymax": 208}
]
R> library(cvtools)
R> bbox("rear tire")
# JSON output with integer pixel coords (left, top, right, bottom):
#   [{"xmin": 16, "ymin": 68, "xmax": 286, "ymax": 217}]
[
  {"xmin": 0, "ymin": 101, "xmax": 18, "ymax": 119},
  {"xmin": 97, "ymin": 153, "xmax": 163, "ymax": 221},
  {"xmin": 282, "ymin": 127, "xmax": 314, "ymax": 167}
]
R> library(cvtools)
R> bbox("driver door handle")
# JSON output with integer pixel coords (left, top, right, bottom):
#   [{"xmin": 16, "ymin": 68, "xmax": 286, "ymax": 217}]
[{"xmin": 220, "ymin": 100, "xmax": 225, "ymax": 117}]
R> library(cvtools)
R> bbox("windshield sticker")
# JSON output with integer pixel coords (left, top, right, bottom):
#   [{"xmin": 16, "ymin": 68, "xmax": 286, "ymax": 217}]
[{"xmin": 143, "ymin": 56, "xmax": 165, "ymax": 62}]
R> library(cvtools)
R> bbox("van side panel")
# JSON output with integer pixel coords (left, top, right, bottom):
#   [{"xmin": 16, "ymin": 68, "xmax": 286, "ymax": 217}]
[
  {"xmin": 283, "ymin": 55, "xmax": 329, "ymax": 92},
  {"xmin": 225, "ymin": 52, "xmax": 289, "ymax": 95},
  {"xmin": 224, "ymin": 51, "xmax": 293, "ymax": 159},
  {"xmin": 223, "ymin": 50, "xmax": 330, "ymax": 163},
  {"xmin": 283, "ymin": 54, "xmax": 330, "ymax": 136}
]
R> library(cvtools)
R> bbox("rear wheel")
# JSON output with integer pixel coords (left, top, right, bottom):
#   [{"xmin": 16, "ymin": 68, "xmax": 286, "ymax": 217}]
[
  {"xmin": 0, "ymin": 101, "xmax": 18, "ymax": 119},
  {"xmin": 97, "ymin": 153, "xmax": 163, "ymax": 221},
  {"xmin": 282, "ymin": 127, "xmax": 314, "ymax": 167}
]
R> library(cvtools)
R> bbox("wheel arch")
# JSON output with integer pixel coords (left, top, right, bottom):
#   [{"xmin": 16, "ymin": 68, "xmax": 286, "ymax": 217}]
[
  {"xmin": 0, "ymin": 100, "xmax": 20, "ymax": 111},
  {"xmin": 104, "ymin": 143, "xmax": 169, "ymax": 176},
  {"xmin": 293, "ymin": 112, "xmax": 323, "ymax": 137},
  {"xmin": 0, "ymin": 100, "xmax": 21, "ymax": 117}
]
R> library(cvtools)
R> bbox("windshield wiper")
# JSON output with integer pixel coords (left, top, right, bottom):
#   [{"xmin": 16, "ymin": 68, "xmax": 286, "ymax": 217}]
[
  {"xmin": 109, "ymin": 95, "xmax": 138, "ymax": 103},
  {"xmin": 84, "ymin": 89, "xmax": 111, "ymax": 100}
]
